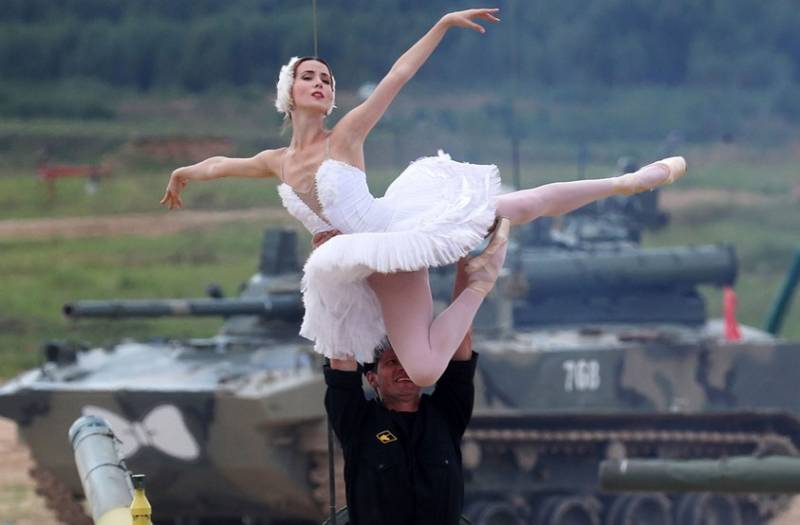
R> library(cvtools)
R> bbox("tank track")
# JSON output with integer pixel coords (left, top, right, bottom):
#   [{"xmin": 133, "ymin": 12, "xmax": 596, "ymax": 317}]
[
  {"xmin": 29, "ymin": 465, "xmax": 92, "ymax": 525},
  {"xmin": 308, "ymin": 427, "xmax": 796, "ymax": 522},
  {"xmin": 464, "ymin": 427, "xmax": 796, "ymax": 453},
  {"xmin": 463, "ymin": 426, "xmax": 797, "ymax": 522}
]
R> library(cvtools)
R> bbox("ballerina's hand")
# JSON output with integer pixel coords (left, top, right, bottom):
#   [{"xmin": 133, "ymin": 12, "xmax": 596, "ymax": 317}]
[
  {"xmin": 312, "ymin": 230, "xmax": 341, "ymax": 249},
  {"xmin": 442, "ymin": 8, "xmax": 500, "ymax": 34},
  {"xmin": 160, "ymin": 170, "xmax": 188, "ymax": 210}
]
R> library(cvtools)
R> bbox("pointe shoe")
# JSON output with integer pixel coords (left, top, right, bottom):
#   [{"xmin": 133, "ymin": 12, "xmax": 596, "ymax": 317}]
[
  {"xmin": 465, "ymin": 217, "xmax": 511, "ymax": 296},
  {"xmin": 612, "ymin": 156, "xmax": 687, "ymax": 196},
  {"xmin": 660, "ymin": 156, "xmax": 688, "ymax": 184}
]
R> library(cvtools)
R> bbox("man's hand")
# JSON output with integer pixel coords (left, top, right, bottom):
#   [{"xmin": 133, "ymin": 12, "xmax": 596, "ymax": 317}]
[
  {"xmin": 452, "ymin": 258, "xmax": 473, "ymax": 361},
  {"xmin": 330, "ymin": 357, "xmax": 358, "ymax": 371},
  {"xmin": 312, "ymin": 229, "xmax": 341, "ymax": 249}
]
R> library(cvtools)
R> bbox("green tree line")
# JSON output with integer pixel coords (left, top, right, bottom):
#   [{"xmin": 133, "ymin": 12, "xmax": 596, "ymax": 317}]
[{"xmin": 1, "ymin": 0, "xmax": 799, "ymax": 92}]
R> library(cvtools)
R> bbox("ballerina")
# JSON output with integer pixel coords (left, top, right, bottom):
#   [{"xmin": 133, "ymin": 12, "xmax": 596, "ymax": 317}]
[{"xmin": 161, "ymin": 7, "xmax": 686, "ymax": 386}]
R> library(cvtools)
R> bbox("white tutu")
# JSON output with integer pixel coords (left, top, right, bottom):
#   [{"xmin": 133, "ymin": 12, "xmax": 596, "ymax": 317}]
[{"xmin": 278, "ymin": 152, "xmax": 501, "ymax": 363}]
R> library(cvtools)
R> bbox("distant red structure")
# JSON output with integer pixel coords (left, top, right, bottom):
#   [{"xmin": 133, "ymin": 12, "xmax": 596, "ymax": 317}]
[
  {"xmin": 130, "ymin": 136, "xmax": 234, "ymax": 162},
  {"xmin": 34, "ymin": 136, "xmax": 233, "ymax": 200},
  {"xmin": 723, "ymin": 286, "xmax": 742, "ymax": 342},
  {"xmin": 36, "ymin": 161, "xmax": 112, "ymax": 200}
]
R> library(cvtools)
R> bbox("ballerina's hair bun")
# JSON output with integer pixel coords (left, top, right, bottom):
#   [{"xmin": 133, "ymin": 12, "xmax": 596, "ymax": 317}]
[{"xmin": 275, "ymin": 56, "xmax": 336, "ymax": 121}]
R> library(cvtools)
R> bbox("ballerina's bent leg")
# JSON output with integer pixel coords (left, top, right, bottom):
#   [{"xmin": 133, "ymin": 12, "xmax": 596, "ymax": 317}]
[{"xmin": 367, "ymin": 240, "xmax": 507, "ymax": 387}]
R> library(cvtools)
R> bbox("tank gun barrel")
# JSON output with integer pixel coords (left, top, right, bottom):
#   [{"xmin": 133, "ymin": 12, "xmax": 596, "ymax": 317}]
[
  {"xmin": 520, "ymin": 244, "xmax": 736, "ymax": 295},
  {"xmin": 63, "ymin": 295, "xmax": 303, "ymax": 321},
  {"xmin": 600, "ymin": 456, "xmax": 800, "ymax": 493}
]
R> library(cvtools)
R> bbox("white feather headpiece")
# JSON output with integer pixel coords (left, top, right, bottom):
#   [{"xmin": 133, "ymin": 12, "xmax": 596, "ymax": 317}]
[{"xmin": 275, "ymin": 56, "xmax": 336, "ymax": 120}]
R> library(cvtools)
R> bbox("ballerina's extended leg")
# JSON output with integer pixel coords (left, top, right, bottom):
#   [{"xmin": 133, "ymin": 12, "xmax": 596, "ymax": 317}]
[
  {"xmin": 466, "ymin": 157, "xmax": 685, "ymax": 273},
  {"xmin": 368, "ymin": 223, "xmax": 509, "ymax": 387},
  {"xmin": 494, "ymin": 156, "xmax": 686, "ymax": 225},
  {"xmin": 366, "ymin": 157, "xmax": 684, "ymax": 387}
]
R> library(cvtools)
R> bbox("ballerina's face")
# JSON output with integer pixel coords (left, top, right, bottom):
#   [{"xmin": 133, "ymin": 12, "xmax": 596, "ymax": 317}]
[{"xmin": 291, "ymin": 59, "xmax": 335, "ymax": 115}]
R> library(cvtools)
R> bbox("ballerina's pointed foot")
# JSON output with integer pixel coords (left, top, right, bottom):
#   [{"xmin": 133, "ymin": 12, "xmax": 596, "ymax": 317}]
[
  {"xmin": 613, "ymin": 156, "xmax": 687, "ymax": 196},
  {"xmin": 465, "ymin": 217, "xmax": 511, "ymax": 297}
]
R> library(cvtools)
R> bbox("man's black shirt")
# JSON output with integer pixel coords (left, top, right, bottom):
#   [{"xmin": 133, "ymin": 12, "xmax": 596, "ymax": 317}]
[{"xmin": 324, "ymin": 355, "xmax": 477, "ymax": 525}]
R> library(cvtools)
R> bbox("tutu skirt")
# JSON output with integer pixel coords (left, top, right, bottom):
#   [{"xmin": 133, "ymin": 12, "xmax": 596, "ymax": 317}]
[{"xmin": 299, "ymin": 153, "xmax": 501, "ymax": 362}]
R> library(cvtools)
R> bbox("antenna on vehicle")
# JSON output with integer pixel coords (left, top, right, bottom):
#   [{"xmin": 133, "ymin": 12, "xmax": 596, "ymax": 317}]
[{"xmin": 312, "ymin": 0, "xmax": 319, "ymax": 57}]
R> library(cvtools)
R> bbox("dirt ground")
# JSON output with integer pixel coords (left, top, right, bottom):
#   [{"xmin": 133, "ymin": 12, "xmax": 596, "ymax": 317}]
[
  {"xmin": 0, "ymin": 418, "xmax": 61, "ymax": 525},
  {"xmin": 0, "ymin": 188, "xmax": 777, "ymax": 242},
  {"xmin": 2, "ymin": 418, "xmax": 800, "ymax": 524},
  {"xmin": 0, "ymin": 207, "xmax": 291, "ymax": 241}
]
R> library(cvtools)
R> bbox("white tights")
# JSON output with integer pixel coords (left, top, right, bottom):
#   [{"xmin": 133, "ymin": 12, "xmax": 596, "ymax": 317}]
[{"xmin": 368, "ymin": 163, "xmax": 670, "ymax": 386}]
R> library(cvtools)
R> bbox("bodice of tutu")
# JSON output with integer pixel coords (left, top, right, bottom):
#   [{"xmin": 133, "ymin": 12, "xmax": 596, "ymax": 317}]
[{"xmin": 278, "ymin": 159, "xmax": 393, "ymax": 235}]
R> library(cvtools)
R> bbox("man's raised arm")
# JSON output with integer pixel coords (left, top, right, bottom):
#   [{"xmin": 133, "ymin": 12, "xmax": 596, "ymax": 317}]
[{"xmin": 451, "ymin": 258, "xmax": 473, "ymax": 361}]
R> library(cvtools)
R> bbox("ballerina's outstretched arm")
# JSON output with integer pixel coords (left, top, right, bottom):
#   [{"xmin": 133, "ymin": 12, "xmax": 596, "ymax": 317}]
[
  {"xmin": 335, "ymin": 8, "xmax": 500, "ymax": 146},
  {"xmin": 160, "ymin": 151, "xmax": 279, "ymax": 209}
]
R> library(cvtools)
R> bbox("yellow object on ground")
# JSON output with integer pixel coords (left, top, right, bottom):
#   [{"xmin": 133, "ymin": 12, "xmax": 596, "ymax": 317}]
[{"xmin": 130, "ymin": 474, "xmax": 152, "ymax": 525}]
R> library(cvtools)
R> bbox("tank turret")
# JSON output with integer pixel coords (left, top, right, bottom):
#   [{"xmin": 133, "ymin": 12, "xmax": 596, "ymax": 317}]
[
  {"xmin": 516, "ymin": 244, "xmax": 736, "ymax": 294},
  {"xmin": 512, "ymin": 243, "xmax": 736, "ymax": 326},
  {"xmin": 62, "ymin": 228, "xmax": 306, "ymax": 340},
  {"xmin": 65, "ymin": 228, "xmax": 304, "ymax": 322}
]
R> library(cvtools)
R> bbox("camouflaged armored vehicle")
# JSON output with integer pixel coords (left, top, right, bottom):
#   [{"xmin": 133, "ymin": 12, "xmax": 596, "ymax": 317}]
[
  {"xmin": 1, "ymin": 187, "xmax": 799, "ymax": 525},
  {"xmin": 0, "ymin": 229, "xmax": 341, "ymax": 525},
  {"xmin": 437, "ymin": 194, "xmax": 800, "ymax": 525}
]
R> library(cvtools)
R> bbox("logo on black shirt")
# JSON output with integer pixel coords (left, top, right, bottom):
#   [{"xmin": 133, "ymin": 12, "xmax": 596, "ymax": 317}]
[{"xmin": 376, "ymin": 430, "xmax": 398, "ymax": 444}]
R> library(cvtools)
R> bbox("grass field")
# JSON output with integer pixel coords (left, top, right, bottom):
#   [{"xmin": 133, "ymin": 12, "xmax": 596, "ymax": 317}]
[
  {"xmin": 0, "ymin": 223, "xmax": 274, "ymax": 376},
  {"xmin": 1, "ymin": 95, "xmax": 799, "ymax": 380}
]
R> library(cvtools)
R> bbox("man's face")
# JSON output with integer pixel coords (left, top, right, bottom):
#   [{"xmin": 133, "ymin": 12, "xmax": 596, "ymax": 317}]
[{"xmin": 367, "ymin": 348, "xmax": 421, "ymax": 407}]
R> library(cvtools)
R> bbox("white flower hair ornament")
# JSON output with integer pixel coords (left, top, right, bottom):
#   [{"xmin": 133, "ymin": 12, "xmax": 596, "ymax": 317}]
[{"xmin": 275, "ymin": 56, "xmax": 336, "ymax": 120}]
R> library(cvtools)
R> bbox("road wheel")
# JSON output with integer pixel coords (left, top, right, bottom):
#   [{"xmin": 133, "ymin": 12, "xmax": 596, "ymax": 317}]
[
  {"xmin": 535, "ymin": 496, "xmax": 601, "ymax": 525},
  {"xmin": 606, "ymin": 493, "xmax": 671, "ymax": 525},
  {"xmin": 676, "ymin": 493, "xmax": 742, "ymax": 525},
  {"xmin": 465, "ymin": 500, "xmax": 523, "ymax": 525}
]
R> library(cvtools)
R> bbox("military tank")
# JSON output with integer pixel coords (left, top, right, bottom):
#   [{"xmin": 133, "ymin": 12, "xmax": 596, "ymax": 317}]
[
  {"xmin": 433, "ymin": 191, "xmax": 800, "ymax": 525},
  {"xmin": 1, "ymin": 187, "xmax": 799, "ymax": 525},
  {"xmin": 0, "ymin": 229, "xmax": 343, "ymax": 525}
]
